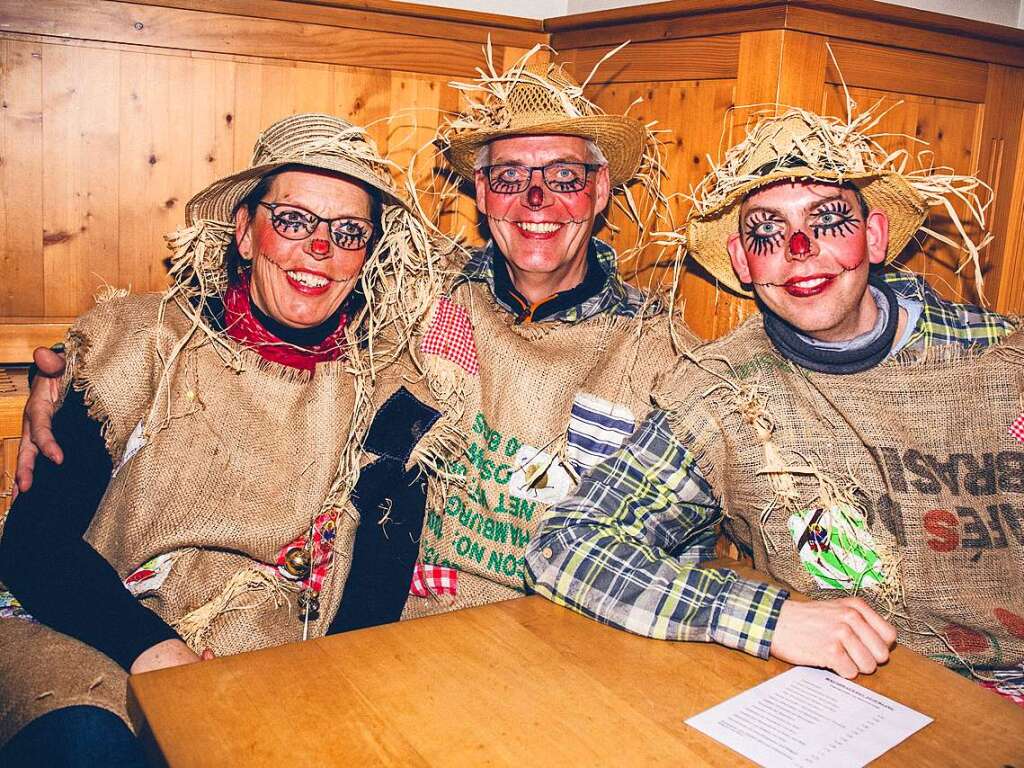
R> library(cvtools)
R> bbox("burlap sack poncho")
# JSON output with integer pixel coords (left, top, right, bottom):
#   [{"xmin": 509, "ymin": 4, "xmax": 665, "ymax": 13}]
[
  {"xmin": 404, "ymin": 269, "xmax": 695, "ymax": 618},
  {"xmin": 657, "ymin": 315, "xmax": 1024, "ymax": 672},
  {"xmin": 0, "ymin": 292, "xmax": 376, "ymax": 742}
]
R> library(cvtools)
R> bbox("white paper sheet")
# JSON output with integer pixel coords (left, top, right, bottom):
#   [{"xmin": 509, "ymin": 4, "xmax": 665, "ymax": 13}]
[{"xmin": 685, "ymin": 667, "xmax": 932, "ymax": 767}]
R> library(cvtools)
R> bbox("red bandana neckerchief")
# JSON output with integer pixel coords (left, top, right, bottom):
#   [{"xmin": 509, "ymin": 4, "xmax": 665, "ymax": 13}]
[{"xmin": 223, "ymin": 273, "xmax": 348, "ymax": 371}]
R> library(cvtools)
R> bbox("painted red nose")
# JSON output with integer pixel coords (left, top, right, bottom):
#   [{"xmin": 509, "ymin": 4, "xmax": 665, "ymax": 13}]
[
  {"xmin": 310, "ymin": 238, "xmax": 331, "ymax": 256},
  {"xmin": 525, "ymin": 185, "xmax": 545, "ymax": 208},
  {"xmin": 789, "ymin": 231, "xmax": 811, "ymax": 256}
]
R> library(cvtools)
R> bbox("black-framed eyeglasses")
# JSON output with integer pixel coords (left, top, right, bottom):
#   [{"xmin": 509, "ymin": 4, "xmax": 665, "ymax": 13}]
[
  {"xmin": 482, "ymin": 162, "xmax": 601, "ymax": 194},
  {"xmin": 258, "ymin": 202, "xmax": 374, "ymax": 251}
]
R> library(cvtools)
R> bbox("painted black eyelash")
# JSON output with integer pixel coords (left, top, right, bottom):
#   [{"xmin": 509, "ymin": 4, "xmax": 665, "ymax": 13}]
[
  {"xmin": 332, "ymin": 221, "xmax": 371, "ymax": 248},
  {"xmin": 490, "ymin": 180, "xmax": 522, "ymax": 194},
  {"xmin": 744, "ymin": 212, "xmax": 784, "ymax": 256},
  {"xmin": 810, "ymin": 201, "xmax": 860, "ymax": 238}
]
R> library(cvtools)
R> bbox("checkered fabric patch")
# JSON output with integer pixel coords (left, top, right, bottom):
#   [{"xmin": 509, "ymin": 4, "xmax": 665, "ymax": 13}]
[
  {"xmin": 419, "ymin": 297, "xmax": 479, "ymax": 375},
  {"xmin": 274, "ymin": 511, "xmax": 339, "ymax": 594},
  {"xmin": 1010, "ymin": 413, "xmax": 1024, "ymax": 444},
  {"xmin": 409, "ymin": 563, "xmax": 458, "ymax": 597}
]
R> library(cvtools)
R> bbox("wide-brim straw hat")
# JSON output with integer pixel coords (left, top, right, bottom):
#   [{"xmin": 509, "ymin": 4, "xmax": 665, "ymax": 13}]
[
  {"xmin": 186, "ymin": 112, "xmax": 408, "ymax": 226},
  {"xmin": 686, "ymin": 110, "xmax": 934, "ymax": 296},
  {"xmin": 445, "ymin": 61, "xmax": 646, "ymax": 189}
]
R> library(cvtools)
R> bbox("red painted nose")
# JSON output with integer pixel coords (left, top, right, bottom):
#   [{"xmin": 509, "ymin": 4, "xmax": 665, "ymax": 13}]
[
  {"xmin": 525, "ymin": 185, "xmax": 545, "ymax": 208},
  {"xmin": 310, "ymin": 238, "xmax": 331, "ymax": 256},
  {"xmin": 789, "ymin": 231, "xmax": 811, "ymax": 256}
]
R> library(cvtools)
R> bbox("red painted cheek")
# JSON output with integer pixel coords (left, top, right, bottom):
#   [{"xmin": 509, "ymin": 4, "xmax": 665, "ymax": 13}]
[{"xmin": 550, "ymin": 188, "xmax": 594, "ymax": 221}]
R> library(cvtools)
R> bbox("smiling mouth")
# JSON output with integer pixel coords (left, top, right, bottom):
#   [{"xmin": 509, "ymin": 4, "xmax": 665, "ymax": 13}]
[
  {"xmin": 286, "ymin": 269, "xmax": 331, "ymax": 288},
  {"xmin": 779, "ymin": 273, "xmax": 837, "ymax": 297},
  {"xmin": 516, "ymin": 221, "xmax": 563, "ymax": 234}
]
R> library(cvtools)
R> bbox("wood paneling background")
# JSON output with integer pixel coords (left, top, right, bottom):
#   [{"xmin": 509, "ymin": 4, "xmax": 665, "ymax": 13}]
[{"xmin": 1, "ymin": 0, "xmax": 1023, "ymax": 353}]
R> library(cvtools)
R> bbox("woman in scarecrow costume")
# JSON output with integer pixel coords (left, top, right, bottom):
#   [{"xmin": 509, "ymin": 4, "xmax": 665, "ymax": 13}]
[
  {"xmin": 527, "ymin": 104, "xmax": 1024, "ymax": 702},
  {"xmin": 0, "ymin": 113, "xmax": 447, "ymax": 764},
  {"xmin": 401, "ymin": 46, "xmax": 696, "ymax": 622}
]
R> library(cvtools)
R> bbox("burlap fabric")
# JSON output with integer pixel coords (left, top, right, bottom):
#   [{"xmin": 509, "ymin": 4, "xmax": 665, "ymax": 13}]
[
  {"xmin": 403, "ymin": 279, "xmax": 694, "ymax": 619},
  {"xmin": 657, "ymin": 316, "xmax": 1024, "ymax": 672},
  {"xmin": 0, "ymin": 292, "xmax": 367, "ymax": 743}
]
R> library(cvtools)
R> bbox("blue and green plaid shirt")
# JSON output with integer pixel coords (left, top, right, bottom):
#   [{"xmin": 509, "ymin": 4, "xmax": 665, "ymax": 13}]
[{"xmin": 525, "ymin": 272, "xmax": 1016, "ymax": 659}]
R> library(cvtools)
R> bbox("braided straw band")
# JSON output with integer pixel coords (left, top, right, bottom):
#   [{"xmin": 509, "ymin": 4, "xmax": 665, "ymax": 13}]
[{"xmin": 444, "ymin": 60, "xmax": 645, "ymax": 188}]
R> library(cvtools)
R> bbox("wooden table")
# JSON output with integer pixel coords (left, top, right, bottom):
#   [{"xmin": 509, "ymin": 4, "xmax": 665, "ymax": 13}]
[{"xmin": 129, "ymin": 595, "xmax": 1024, "ymax": 767}]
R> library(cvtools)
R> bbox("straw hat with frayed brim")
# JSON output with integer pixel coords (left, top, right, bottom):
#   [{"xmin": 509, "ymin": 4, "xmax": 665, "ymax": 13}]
[
  {"xmin": 444, "ymin": 62, "xmax": 646, "ymax": 189},
  {"xmin": 686, "ymin": 111, "xmax": 933, "ymax": 297},
  {"xmin": 186, "ymin": 112, "xmax": 408, "ymax": 226}
]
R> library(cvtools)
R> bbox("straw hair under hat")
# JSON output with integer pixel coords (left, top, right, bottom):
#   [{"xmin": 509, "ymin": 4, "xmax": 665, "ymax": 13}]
[
  {"xmin": 186, "ymin": 113, "xmax": 407, "ymax": 225},
  {"xmin": 684, "ymin": 106, "xmax": 990, "ymax": 297},
  {"xmin": 443, "ymin": 54, "xmax": 646, "ymax": 188}
]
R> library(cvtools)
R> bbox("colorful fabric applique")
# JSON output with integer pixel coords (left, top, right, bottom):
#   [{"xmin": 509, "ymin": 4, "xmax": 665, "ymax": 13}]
[
  {"xmin": 123, "ymin": 552, "xmax": 179, "ymax": 596},
  {"xmin": 0, "ymin": 588, "xmax": 35, "ymax": 622},
  {"xmin": 409, "ymin": 563, "xmax": 458, "ymax": 597},
  {"xmin": 420, "ymin": 296, "xmax": 479, "ymax": 375},
  {"xmin": 787, "ymin": 505, "xmax": 886, "ymax": 590},
  {"xmin": 509, "ymin": 444, "xmax": 577, "ymax": 506},
  {"xmin": 981, "ymin": 665, "xmax": 1024, "ymax": 709},
  {"xmin": 273, "ymin": 511, "xmax": 338, "ymax": 593},
  {"xmin": 566, "ymin": 392, "xmax": 636, "ymax": 475},
  {"xmin": 1009, "ymin": 413, "xmax": 1024, "ymax": 444}
]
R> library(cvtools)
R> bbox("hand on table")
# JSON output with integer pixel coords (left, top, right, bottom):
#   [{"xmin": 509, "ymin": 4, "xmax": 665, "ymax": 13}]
[
  {"xmin": 130, "ymin": 639, "xmax": 215, "ymax": 675},
  {"xmin": 770, "ymin": 597, "xmax": 897, "ymax": 679},
  {"xmin": 14, "ymin": 346, "xmax": 67, "ymax": 497}
]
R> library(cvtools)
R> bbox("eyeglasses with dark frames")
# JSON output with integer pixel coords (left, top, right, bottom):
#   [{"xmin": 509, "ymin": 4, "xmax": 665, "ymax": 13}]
[
  {"xmin": 482, "ymin": 162, "xmax": 602, "ymax": 195},
  {"xmin": 258, "ymin": 201, "xmax": 374, "ymax": 251}
]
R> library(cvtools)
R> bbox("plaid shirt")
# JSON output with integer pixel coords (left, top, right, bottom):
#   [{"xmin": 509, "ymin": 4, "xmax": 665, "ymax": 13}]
[
  {"xmin": 458, "ymin": 238, "xmax": 651, "ymax": 322},
  {"xmin": 525, "ymin": 272, "xmax": 1016, "ymax": 659}
]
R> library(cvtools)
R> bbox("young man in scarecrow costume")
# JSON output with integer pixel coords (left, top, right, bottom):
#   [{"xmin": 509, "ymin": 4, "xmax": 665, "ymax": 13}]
[
  {"xmin": 0, "ymin": 113, "xmax": 450, "ymax": 763},
  {"xmin": 526, "ymin": 106, "xmax": 1024, "ymax": 698},
  {"xmin": 401, "ymin": 50, "xmax": 694, "ymax": 618}
]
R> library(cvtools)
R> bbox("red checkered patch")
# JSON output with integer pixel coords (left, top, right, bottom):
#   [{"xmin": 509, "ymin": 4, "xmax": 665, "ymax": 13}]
[
  {"xmin": 1010, "ymin": 413, "xmax": 1024, "ymax": 444},
  {"xmin": 419, "ymin": 297, "xmax": 479, "ymax": 375},
  {"xmin": 409, "ymin": 563, "xmax": 458, "ymax": 598}
]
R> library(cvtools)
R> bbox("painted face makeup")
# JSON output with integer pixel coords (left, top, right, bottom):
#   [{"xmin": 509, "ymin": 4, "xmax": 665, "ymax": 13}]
[
  {"xmin": 475, "ymin": 135, "xmax": 611, "ymax": 300},
  {"xmin": 727, "ymin": 180, "xmax": 890, "ymax": 342},
  {"xmin": 237, "ymin": 169, "xmax": 372, "ymax": 329}
]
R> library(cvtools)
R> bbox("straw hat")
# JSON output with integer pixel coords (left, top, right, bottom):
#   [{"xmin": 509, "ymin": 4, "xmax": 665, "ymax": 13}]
[
  {"xmin": 186, "ymin": 112, "xmax": 408, "ymax": 225},
  {"xmin": 444, "ymin": 60, "xmax": 646, "ymax": 188},
  {"xmin": 684, "ymin": 108, "xmax": 984, "ymax": 296}
]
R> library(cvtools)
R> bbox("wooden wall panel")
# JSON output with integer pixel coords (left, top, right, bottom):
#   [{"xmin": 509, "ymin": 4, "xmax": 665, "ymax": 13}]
[
  {"xmin": 41, "ymin": 44, "xmax": 121, "ymax": 319},
  {"xmin": 0, "ymin": 36, "xmax": 484, "ymax": 352},
  {"xmin": 821, "ymin": 86, "xmax": 986, "ymax": 304},
  {"xmin": 0, "ymin": 40, "xmax": 44, "ymax": 318},
  {"xmin": 584, "ymin": 78, "xmax": 737, "ymax": 339}
]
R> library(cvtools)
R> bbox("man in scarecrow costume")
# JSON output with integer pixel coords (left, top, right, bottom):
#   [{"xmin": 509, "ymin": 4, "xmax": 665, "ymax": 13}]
[
  {"xmin": 526, "ymin": 105, "xmax": 1024, "ymax": 700},
  {"xmin": 401, "ymin": 49, "xmax": 694, "ymax": 618}
]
